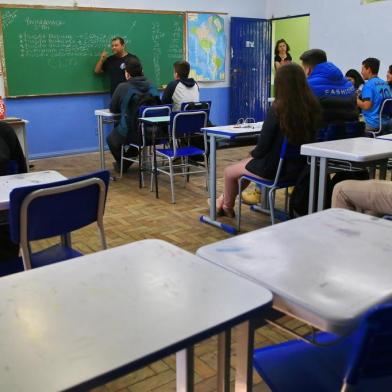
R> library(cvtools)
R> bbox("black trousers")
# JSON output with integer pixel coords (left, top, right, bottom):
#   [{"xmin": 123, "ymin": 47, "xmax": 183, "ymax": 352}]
[{"xmin": 106, "ymin": 129, "xmax": 139, "ymax": 165}]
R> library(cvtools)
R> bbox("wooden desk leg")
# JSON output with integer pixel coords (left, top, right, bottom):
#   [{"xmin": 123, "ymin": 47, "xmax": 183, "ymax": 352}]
[
  {"xmin": 234, "ymin": 320, "xmax": 255, "ymax": 392},
  {"xmin": 176, "ymin": 347, "xmax": 194, "ymax": 392},
  {"xmin": 217, "ymin": 330, "xmax": 231, "ymax": 392}
]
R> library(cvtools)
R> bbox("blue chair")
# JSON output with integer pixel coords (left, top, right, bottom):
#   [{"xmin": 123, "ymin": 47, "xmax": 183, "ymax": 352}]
[
  {"xmin": 120, "ymin": 104, "xmax": 172, "ymax": 185},
  {"xmin": 366, "ymin": 98, "xmax": 392, "ymax": 138},
  {"xmin": 180, "ymin": 101, "xmax": 211, "ymax": 111},
  {"xmin": 253, "ymin": 303, "xmax": 392, "ymax": 392},
  {"xmin": 0, "ymin": 170, "xmax": 110, "ymax": 276},
  {"xmin": 155, "ymin": 111, "xmax": 208, "ymax": 203},
  {"xmin": 237, "ymin": 139, "xmax": 300, "ymax": 229}
]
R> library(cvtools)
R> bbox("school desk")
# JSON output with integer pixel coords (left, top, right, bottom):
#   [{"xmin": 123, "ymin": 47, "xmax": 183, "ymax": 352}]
[{"xmin": 3, "ymin": 117, "xmax": 29, "ymax": 171}]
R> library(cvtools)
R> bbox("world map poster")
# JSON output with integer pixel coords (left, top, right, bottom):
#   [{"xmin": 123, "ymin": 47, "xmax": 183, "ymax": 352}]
[{"xmin": 187, "ymin": 13, "xmax": 226, "ymax": 81}]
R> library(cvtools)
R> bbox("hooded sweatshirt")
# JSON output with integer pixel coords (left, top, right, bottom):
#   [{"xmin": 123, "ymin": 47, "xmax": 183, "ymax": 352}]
[
  {"xmin": 109, "ymin": 76, "xmax": 160, "ymax": 138},
  {"xmin": 307, "ymin": 62, "xmax": 359, "ymax": 124},
  {"xmin": 162, "ymin": 78, "xmax": 199, "ymax": 111}
]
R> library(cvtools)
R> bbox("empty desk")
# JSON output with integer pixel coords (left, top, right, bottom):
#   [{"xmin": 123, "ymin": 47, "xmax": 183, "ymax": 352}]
[
  {"xmin": 197, "ymin": 208, "xmax": 392, "ymax": 391},
  {"xmin": 0, "ymin": 170, "xmax": 66, "ymax": 211},
  {"xmin": 0, "ymin": 239, "xmax": 272, "ymax": 391}
]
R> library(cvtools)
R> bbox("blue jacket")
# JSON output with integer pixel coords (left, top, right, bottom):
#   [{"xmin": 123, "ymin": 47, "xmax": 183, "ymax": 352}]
[{"xmin": 307, "ymin": 62, "xmax": 358, "ymax": 124}]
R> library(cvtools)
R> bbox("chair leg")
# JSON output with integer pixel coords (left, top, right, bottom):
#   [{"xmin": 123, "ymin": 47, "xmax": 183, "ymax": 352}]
[
  {"xmin": 150, "ymin": 154, "xmax": 155, "ymax": 192},
  {"xmin": 169, "ymin": 158, "xmax": 176, "ymax": 203},
  {"xmin": 120, "ymin": 146, "xmax": 124, "ymax": 179},
  {"xmin": 97, "ymin": 221, "xmax": 107, "ymax": 250},
  {"xmin": 284, "ymin": 188, "xmax": 289, "ymax": 214},
  {"xmin": 269, "ymin": 189, "xmax": 276, "ymax": 225},
  {"xmin": 181, "ymin": 157, "xmax": 187, "ymax": 187},
  {"xmin": 204, "ymin": 154, "xmax": 209, "ymax": 192},
  {"xmin": 237, "ymin": 178, "xmax": 243, "ymax": 232}
]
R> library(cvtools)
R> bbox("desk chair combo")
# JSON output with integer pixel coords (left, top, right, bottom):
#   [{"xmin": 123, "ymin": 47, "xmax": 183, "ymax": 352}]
[
  {"xmin": 253, "ymin": 303, "xmax": 392, "ymax": 392},
  {"xmin": 119, "ymin": 104, "xmax": 172, "ymax": 186},
  {"xmin": 154, "ymin": 110, "xmax": 209, "ymax": 203},
  {"xmin": 0, "ymin": 170, "xmax": 110, "ymax": 277}
]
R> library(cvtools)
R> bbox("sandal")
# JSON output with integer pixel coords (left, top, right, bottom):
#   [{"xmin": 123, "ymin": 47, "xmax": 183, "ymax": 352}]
[{"xmin": 207, "ymin": 195, "xmax": 235, "ymax": 218}]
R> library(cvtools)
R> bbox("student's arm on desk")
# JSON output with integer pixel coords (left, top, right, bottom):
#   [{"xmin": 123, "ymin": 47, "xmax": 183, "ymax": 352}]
[
  {"xmin": 357, "ymin": 82, "xmax": 373, "ymax": 111},
  {"xmin": 250, "ymin": 107, "xmax": 278, "ymax": 159}
]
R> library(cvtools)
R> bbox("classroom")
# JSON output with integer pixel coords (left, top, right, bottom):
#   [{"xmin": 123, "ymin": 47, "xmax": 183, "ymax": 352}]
[{"xmin": 0, "ymin": 0, "xmax": 392, "ymax": 391}]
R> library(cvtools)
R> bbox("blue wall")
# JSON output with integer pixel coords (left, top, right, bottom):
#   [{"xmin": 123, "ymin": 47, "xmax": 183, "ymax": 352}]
[{"xmin": 5, "ymin": 87, "xmax": 229, "ymax": 159}]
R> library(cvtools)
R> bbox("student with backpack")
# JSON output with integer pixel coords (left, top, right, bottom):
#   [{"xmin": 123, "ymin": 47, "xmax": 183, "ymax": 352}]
[{"xmin": 108, "ymin": 57, "xmax": 160, "ymax": 173}]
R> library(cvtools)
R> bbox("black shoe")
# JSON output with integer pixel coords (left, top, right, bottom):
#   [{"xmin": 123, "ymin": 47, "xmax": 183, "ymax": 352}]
[{"xmin": 112, "ymin": 161, "xmax": 133, "ymax": 174}]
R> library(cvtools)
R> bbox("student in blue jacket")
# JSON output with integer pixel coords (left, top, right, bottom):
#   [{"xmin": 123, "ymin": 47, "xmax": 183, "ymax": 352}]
[{"xmin": 300, "ymin": 49, "xmax": 359, "ymax": 125}]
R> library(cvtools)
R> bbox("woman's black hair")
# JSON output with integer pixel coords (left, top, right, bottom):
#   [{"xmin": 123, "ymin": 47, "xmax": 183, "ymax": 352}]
[{"xmin": 345, "ymin": 69, "xmax": 364, "ymax": 90}]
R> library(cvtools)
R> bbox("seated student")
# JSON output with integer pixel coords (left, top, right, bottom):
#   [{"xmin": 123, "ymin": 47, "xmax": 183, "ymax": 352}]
[
  {"xmin": 345, "ymin": 69, "xmax": 365, "ymax": 94},
  {"xmin": 332, "ymin": 180, "xmax": 392, "ymax": 216},
  {"xmin": 212, "ymin": 63, "xmax": 321, "ymax": 217},
  {"xmin": 243, "ymin": 50, "xmax": 358, "ymax": 206},
  {"xmin": 387, "ymin": 64, "xmax": 392, "ymax": 94},
  {"xmin": 108, "ymin": 57, "xmax": 160, "ymax": 173},
  {"xmin": 0, "ymin": 121, "xmax": 27, "ymax": 263},
  {"xmin": 162, "ymin": 60, "xmax": 199, "ymax": 112},
  {"xmin": 300, "ymin": 49, "xmax": 359, "ymax": 126},
  {"xmin": 357, "ymin": 57, "xmax": 392, "ymax": 133}
]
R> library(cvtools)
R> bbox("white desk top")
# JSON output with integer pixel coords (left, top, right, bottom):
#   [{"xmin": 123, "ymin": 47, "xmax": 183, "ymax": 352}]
[
  {"xmin": 138, "ymin": 116, "xmax": 170, "ymax": 123},
  {"xmin": 377, "ymin": 133, "xmax": 392, "ymax": 141},
  {"xmin": 202, "ymin": 123, "xmax": 263, "ymax": 138},
  {"xmin": 0, "ymin": 239, "xmax": 272, "ymax": 391},
  {"xmin": 0, "ymin": 170, "xmax": 66, "ymax": 211},
  {"xmin": 301, "ymin": 137, "xmax": 392, "ymax": 161},
  {"xmin": 3, "ymin": 117, "xmax": 28, "ymax": 124},
  {"xmin": 197, "ymin": 209, "xmax": 392, "ymax": 334},
  {"xmin": 94, "ymin": 108, "xmax": 120, "ymax": 117}
]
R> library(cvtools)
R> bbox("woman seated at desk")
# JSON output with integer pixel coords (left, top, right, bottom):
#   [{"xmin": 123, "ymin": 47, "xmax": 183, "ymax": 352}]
[{"xmin": 212, "ymin": 63, "xmax": 321, "ymax": 217}]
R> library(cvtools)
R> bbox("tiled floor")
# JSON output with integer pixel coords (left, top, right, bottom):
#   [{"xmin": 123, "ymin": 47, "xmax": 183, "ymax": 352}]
[{"xmin": 30, "ymin": 147, "xmax": 306, "ymax": 391}]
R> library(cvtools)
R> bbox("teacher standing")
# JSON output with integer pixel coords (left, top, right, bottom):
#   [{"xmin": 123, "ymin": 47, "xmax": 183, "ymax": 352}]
[
  {"xmin": 274, "ymin": 39, "xmax": 292, "ymax": 71},
  {"xmin": 94, "ymin": 36, "xmax": 138, "ymax": 95}
]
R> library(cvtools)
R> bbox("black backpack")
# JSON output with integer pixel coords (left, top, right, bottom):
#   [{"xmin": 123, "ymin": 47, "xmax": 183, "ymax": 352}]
[{"xmin": 125, "ymin": 91, "xmax": 161, "ymax": 145}]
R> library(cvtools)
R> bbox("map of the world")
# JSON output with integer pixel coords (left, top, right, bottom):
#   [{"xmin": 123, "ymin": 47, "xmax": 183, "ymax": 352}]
[{"xmin": 187, "ymin": 13, "xmax": 226, "ymax": 81}]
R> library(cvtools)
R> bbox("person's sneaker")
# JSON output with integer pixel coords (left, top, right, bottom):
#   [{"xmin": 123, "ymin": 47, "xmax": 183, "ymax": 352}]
[{"xmin": 241, "ymin": 187, "xmax": 261, "ymax": 205}]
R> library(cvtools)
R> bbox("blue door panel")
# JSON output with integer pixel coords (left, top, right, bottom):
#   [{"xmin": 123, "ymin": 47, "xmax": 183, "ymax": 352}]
[{"xmin": 230, "ymin": 17, "xmax": 271, "ymax": 124}]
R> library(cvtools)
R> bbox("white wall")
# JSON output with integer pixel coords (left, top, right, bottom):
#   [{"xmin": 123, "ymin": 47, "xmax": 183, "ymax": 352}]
[
  {"xmin": 0, "ymin": 0, "xmax": 269, "ymax": 95},
  {"xmin": 266, "ymin": 0, "xmax": 392, "ymax": 78}
]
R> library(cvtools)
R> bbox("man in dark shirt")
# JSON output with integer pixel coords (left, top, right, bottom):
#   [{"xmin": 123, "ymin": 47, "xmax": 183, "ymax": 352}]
[{"xmin": 94, "ymin": 36, "xmax": 138, "ymax": 95}]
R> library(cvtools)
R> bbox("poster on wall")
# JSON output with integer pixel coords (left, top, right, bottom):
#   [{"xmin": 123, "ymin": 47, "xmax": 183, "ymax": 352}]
[
  {"xmin": 187, "ymin": 13, "xmax": 226, "ymax": 81},
  {"xmin": 361, "ymin": 0, "xmax": 390, "ymax": 4}
]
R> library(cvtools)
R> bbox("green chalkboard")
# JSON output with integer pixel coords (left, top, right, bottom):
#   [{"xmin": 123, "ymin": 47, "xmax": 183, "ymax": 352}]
[{"xmin": 0, "ymin": 7, "xmax": 184, "ymax": 97}]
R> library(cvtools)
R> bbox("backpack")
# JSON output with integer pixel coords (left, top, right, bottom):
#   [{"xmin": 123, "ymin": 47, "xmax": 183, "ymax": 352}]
[{"xmin": 125, "ymin": 91, "xmax": 161, "ymax": 145}]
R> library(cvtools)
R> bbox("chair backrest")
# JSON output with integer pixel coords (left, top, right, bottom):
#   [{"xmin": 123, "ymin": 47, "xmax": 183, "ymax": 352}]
[
  {"xmin": 316, "ymin": 121, "xmax": 365, "ymax": 142},
  {"xmin": 380, "ymin": 98, "xmax": 392, "ymax": 129},
  {"xmin": 272, "ymin": 138, "xmax": 301, "ymax": 186},
  {"xmin": 344, "ymin": 303, "xmax": 392, "ymax": 387},
  {"xmin": 181, "ymin": 101, "xmax": 211, "ymax": 111},
  {"xmin": 139, "ymin": 104, "xmax": 172, "ymax": 118},
  {"xmin": 9, "ymin": 170, "xmax": 110, "ymax": 245}
]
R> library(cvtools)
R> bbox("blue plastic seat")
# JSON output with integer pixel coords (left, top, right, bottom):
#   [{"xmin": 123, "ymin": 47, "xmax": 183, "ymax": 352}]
[
  {"xmin": 253, "ymin": 303, "xmax": 392, "ymax": 392},
  {"xmin": 0, "ymin": 170, "xmax": 110, "ymax": 276},
  {"xmin": 237, "ymin": 139, "xmax": 300, "ymax": 228},
  {"xmin": 155, "ymin": 110, "xmax": 209, "ymax": 203},
  {"xmin": 366, "ymin": 98, "xmax": 392, "ymax": 138}
]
